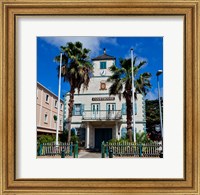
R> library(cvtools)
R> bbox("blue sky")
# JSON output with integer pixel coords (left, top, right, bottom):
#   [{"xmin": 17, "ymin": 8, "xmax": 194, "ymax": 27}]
[{"xmin": 37, "ymin": 37, "xmax": 163, "ymax": 100}]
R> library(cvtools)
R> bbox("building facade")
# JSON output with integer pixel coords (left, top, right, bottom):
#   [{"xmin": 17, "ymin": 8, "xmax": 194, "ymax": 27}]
[
  {"xmin": 37, "ymin": 82, "xmax": 64, "ymax": 137},
  {"xmin": 64, "ymin": 50, "xmax": 146, "ymax": 149}
]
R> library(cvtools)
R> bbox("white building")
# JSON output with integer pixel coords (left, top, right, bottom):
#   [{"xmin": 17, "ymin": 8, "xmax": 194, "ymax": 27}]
[{"xmin": 64, "ymin": 49, "xmax": 146, "ymax": 149}]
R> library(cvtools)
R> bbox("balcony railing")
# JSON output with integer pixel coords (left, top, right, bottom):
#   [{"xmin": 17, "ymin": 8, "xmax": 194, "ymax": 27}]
[{"xmin": 82, "ymin": 110, "xmax": 122, "ymax": 120}]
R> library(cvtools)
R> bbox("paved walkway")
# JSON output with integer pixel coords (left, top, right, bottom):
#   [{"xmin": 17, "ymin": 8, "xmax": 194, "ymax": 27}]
[{"xmin": 78, "ymin": 150, "xmax": 101, "ymax": 158}]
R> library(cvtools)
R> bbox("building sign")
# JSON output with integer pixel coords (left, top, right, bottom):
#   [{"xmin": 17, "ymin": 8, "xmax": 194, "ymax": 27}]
[{"xmin": 92, "ymin": 97, "xmax": 115, "ymax": 101}]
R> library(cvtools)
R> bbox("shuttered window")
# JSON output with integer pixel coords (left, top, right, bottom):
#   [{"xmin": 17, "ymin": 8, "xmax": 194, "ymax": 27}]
[
  {"xmin": 100, "ymin": 62, "xmax": 106, "ymax": 69},
  {"xmin": 73, "ymin": 104, "xmax": 85, "ymax": 116}
]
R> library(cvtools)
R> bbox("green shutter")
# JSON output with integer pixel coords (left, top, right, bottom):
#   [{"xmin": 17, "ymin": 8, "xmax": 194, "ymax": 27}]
[
  {"xmin": 121, "ymin": 103, "xmax": 126, "ymax": 115},
  {"xmin": 121, "ymin": 128, "xmax": 127, "ymax": 138},
  {"xmin": 72, "ymin": 105, "xmax": 75, "ymax": 116},
  {"xmin": 100, "ymin": 62, "xmax": 106, "ymax": 69},
  {"xmin": 80, "ymin": 104, "xmax": 85, "ymax": 115},
  {"xmin": 135, "ymin": 102, "xmax": 137, "ymax": 115}
]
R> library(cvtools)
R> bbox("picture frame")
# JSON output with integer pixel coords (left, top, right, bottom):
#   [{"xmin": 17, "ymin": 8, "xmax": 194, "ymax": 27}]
[{"xmin": 0, "ymin": 0, "xmax": 199, "ymax": 194}]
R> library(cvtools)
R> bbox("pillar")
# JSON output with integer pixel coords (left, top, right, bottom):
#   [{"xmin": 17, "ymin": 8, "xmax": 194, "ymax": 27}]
[
  {"xmin": 85, "ymin": 122, "xmax": 90, "ymax": 149},
  {"xmin": 115, "ymin": 122, "xmax": 119, "ymax": 140}
]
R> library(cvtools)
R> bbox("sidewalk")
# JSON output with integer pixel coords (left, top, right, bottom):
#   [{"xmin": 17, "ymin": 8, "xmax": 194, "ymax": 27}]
[
  {"xmin": 37, "ymin": 150, "xmax": 101, "ymax": 158},
  {"xmin": 78, "ymin": 150, "xmax": 101, "ymax": 158}
]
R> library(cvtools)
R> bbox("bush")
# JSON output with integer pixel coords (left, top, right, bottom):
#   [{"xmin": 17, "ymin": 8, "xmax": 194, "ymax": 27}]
[
  {"xmin": 136, "ymin": 132, "xmax": 153, "ymax": 144},
  {"xmin": 38, "ymin": 134, "xmax": 57, "ymax": 144},
  {"xmin": 108, "ymin": 137, "xmax": 129, "ymax": 143},
  {"xmin": 60, "ymin": 129, "xmax": 79, "ymax": 143}
]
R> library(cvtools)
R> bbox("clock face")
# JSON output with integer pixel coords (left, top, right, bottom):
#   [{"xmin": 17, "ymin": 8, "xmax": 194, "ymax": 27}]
[{"xmin": 100, "ymin": 70, "xmax": 106, "ymax": 76}]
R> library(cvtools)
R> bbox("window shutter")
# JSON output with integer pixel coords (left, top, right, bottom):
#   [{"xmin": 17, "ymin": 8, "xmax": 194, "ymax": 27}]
[
  {"xmin": 135, "ymin": 102, "xmax": 137, "ymax": 115},
  {"xmin": 80, "ymin": 104, "xmax": 85, "ymax": 115},
  {"xmin": 121, "ymin": 128, "xmax": 127, "ymax": 138},
  {"xmin": 121, "ymin": 103, "xmax": 126, "ymax": 115},
  {"xmin": 100, "ymin": 62, "xmax": 106, "ymax": 69},
  {"xmin": 72, "ymin": 105, "xmax": 75, "ymax": 116}
]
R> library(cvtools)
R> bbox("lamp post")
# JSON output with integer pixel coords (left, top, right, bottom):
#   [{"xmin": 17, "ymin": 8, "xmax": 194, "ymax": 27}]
[
  {"xmin": 56, "ymin": 52, "xmax": 62, "ymax": 146},
  {"xmin": 131, "ymin": 48, "xmax": 136, "ymax": 143},
  {"xmin": 156, "ymin": 70, "xmax": 163, "ymax": 140}
]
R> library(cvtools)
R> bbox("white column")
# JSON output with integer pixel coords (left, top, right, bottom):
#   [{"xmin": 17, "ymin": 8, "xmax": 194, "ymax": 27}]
[
  {"xmin": 115, "ymin": 122, "xmax": 119, "ymax": 140},
  {"xmin": 86, "ymin": 122, "xmax": 90, "ymax": 149}
]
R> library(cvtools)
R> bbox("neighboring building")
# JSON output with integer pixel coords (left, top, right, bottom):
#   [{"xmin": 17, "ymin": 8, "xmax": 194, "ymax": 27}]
[
  {"xmin": 37, "ymin": 82, "xmax": 64, "ymax": 138},
  {"xmin": 64, "ymin": 49, "xmax": 146, "ymax": 149}
]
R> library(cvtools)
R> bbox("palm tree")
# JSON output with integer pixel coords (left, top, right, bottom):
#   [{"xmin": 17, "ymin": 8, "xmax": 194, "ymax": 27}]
[
  {"xmin": 107, "ymin": 57, "xmax": 151, "ymax": 142},
  {"xmin": 55, "ymin": 41, "xmax": 93, "ymax": 143}
]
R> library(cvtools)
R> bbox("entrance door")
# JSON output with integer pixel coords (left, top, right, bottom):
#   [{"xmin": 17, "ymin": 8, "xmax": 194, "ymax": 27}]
[
  {"xmin": 95, "ymin": 128, "xmax": 112, "ymax": 150},
  {"xmin": 91, "ymin": 104, "xmax": 100, "ymax": 119},
  {"xmin": 107, "ymin": 103, "xmax": 116, "ymax": 119}
]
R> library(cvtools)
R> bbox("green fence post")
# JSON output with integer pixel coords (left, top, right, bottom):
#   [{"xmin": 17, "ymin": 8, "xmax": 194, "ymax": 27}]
[
  {"xmin": 139, "ymin": 144, "xmax": 143, "ymax": 157},
  {"xmin": 38, "ymin": 143, "xmax": 43, "ymax": 156},
  {"xmin": 101, "ymin": 141, "xmax": 105, "ymax": 158},
  {"xmin": 106, "ymin": 142, "xmax": 109, "ymax": 157},
  {"xmin": 69, "ymin": 142, "xmax": 73, "ymax": 156},
  {"xmin": 73, "ymin": 141, "xmax": 78, "ymax": 158},
  {"xmin": 61, "ymin": 148, "xmax": 65, "ymax": 158}
]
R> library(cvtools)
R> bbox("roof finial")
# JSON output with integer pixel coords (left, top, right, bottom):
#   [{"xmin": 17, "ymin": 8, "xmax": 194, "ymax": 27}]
[{"xmin": 103, "ymin": 48, "xmax": 106, "ymax": 54}]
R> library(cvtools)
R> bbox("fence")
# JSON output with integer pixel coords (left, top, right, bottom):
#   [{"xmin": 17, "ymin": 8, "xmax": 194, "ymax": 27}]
[
  {"xmin": 101, "ymin": 141, "xmax": 162, "ymax": 158},
  {"xmin": 37, "ymin": 142, "xmax": 78, "ymax": 158}
]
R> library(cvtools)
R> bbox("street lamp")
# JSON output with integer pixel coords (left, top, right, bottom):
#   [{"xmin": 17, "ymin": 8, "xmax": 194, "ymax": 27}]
[
  {"xmin": 55, "ymin": 52, "xmax": 63, "ymax": 146},
  {"xmin": 131, "ymin": 48, "xmax": 136, "ymax": 143},
  {"xmin": 156, "ymin": 70, "xmax": 163, "ymax": 140}
]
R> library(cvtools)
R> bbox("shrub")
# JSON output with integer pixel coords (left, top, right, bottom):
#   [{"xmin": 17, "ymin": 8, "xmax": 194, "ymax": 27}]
[
  {"xmin": 108, "ymin": 137, "xmax": 129, "ymax": 143},
  {"xmin": 136, "ymin": 132, "xmax": 153, "ymax": 144},
  {"xmin": 38, "ymin": 134, "xmax": 57, "ymax": 144},
  {"xmin": 60, "ymin": 129, "xmax": 79, "ymax": 143}
]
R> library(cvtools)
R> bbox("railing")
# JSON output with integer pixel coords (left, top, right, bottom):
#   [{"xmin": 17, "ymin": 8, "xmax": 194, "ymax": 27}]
[
  {"xmin": 101, "ymin": 141, "xmax": 162, "ymax": 158},
  {"xmin": 37, "ymin": 142, "xmax": 78, "ymax": 158},
  {"xmin": 82, "ymin": 110, "xmax": 122, "ymax": 120}
]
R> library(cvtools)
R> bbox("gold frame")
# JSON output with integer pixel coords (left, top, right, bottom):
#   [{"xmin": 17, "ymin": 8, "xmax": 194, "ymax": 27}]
[{"xmin": 0, "ymin": 0, "xmax": 199, "ymax": 194}]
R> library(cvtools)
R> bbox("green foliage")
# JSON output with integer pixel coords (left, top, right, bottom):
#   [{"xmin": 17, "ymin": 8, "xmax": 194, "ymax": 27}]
[
  {"xmin": 60, "ymin": 129, "xmax": 68, "ymax": 143},
  {"xmin": 136, "ymin": 132, "xmax": 153, "ymax": 144},
  {"xmin": 38, "ymin": 134, "xmax": 57, "ymax": 144},
  {"xmin": 145, "ymin": 98, "xmax": 163, "ymax": 141},
  {"xmin": 60, "ymin": 129, "xmax": 79, "ymax": 143},
  {"xmin": 70, "ymin": 135, "xmax": 79, "ymax": 144},
  {"xmin": 108, "ymin": 137, "xmax": 129, "ymax": 143}
]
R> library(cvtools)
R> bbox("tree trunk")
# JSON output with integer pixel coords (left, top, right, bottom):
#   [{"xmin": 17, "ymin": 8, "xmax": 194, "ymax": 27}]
[
  {"xmin": 125, "ymin": 91, "xmax": 133, "ymax": 142},
  {"xmin": 67, "ymin": 88, "xmax": 75, "ymax": 143}
]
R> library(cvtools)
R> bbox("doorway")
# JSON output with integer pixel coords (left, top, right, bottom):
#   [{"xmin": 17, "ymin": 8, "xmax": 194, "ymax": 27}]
[{"xmin": 95, "ymin": 128, "xmax": 112, "ymax": 150}]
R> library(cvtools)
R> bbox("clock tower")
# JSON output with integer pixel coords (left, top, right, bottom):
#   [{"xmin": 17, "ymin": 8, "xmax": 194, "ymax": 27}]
[{"xmin": 92, "ymin": 48, "xmax": 116, "ymax": 77}]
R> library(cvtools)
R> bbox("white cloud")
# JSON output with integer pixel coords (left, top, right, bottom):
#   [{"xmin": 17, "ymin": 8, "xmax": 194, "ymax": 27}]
[
  {"xmin": 145, "ymin": 87, "xmax": 163, "ymax": 100},
  {"xmin": 41, "ymin": 36, "xmax": 118, "ymax": 58}
]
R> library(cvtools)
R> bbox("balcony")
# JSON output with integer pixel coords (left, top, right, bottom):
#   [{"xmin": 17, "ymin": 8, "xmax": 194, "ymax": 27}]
[{"xmin": 82, "ymin": 110, "xmax": 122, "ymax": 121}]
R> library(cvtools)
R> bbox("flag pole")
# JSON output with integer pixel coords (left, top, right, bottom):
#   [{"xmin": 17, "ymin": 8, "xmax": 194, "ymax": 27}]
[
  {"xmin": 131, "ymin": 48, "xmax": 136, "ymax": 143},
  {"xmin": 56, "ymin": 52, "xmax": 62, "ymax": 146}
]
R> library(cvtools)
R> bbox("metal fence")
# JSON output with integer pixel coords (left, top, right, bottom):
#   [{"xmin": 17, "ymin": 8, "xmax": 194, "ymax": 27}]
[
  {"xmin": 101, "ymin": 141, "xmax": 162, "ymax": 158},
  {"xmin": 37, "ymin": 142, "xmax": 78, "ymax": 158}
]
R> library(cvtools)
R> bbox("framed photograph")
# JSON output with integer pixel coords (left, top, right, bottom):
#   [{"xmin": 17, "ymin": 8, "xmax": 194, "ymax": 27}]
[{"xmin": 0, "ymin": 0, "xmax": 199, "ymax": 194}]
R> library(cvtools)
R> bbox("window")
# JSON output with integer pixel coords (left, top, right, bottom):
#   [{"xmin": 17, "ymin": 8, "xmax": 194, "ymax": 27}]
[
  {"xmin": 44, "ymin": 114, "xmax": 48, "ymax": 123},
  {"xmin": 74, "ymin": 104, "xmax": 81, "ymax": 116},
  {"xmin": 60, "ymin": 103, "xmax": 63, "ymax": 110},
  {"xmin": 100, "ymin": 61, "xmax": 106, "ymax": 69},
  {"xmin": 60, "ymin": 119, "xmax": 62, "ymax": 125},
  {"xmin": 54, "ymin": 100, "xmax": 58, "ymax": 108},
  {"xmin": 45, "ymin": 94, "xmax": 49, "ymax": 103}
]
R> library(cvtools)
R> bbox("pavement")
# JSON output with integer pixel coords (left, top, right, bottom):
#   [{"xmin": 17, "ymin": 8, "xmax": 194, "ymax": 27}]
[
  {"xmin": 37, "ymin": 150, "xmax": 102, "ymax": 158},
  {"xmin": 78, "ymin": 150, "xmax": 101, "ymax": 158}
]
